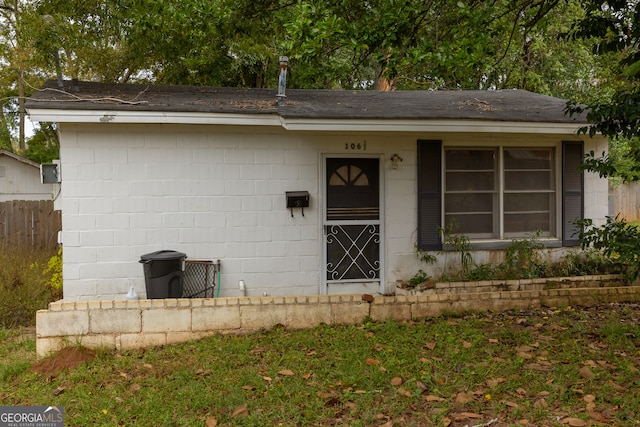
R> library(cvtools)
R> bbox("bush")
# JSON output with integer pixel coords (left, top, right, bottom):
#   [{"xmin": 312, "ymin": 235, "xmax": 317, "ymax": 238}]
[
  {"xmin": 574, "ymin": 215, "xmax": 640, "ymax": 281},
  {"xmin": 0, "ymin": 243, "xmax": 60, "ymax": 328}
]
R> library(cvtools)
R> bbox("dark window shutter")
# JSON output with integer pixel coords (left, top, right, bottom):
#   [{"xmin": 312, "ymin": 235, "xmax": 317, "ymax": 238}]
[
  {"xmin": 562, "ymin": 141, "xmax": 584, "ymax": 246},
  {"xmin": 417, "ymin": 140, "xmax": 442, "ymax": 250}
]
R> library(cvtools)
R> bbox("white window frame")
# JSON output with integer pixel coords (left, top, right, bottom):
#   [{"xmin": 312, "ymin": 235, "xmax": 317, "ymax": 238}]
[{"xmin": 442, "ymin": 143, "xmax": 560, "ymax": 242}]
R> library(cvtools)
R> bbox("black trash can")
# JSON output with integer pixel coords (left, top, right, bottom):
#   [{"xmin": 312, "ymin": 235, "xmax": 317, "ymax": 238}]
[{"xmin": 139, "ymin": 250, "xmax": 187, "ymax": 299}]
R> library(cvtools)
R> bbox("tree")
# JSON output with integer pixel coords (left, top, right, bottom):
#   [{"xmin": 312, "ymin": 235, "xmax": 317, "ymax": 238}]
[
  {"xmin": 0, "ymin": 0, "xmax": 40, "ymax": 151},
  {"xmin": 565, "ymin": 1, "xmax": 640, "ymax": 181}
]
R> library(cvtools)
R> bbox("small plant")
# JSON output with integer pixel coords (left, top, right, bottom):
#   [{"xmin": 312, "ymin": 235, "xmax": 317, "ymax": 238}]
[
  {"xmin": 408, "ymin": 269, "xmax": 431, "ymax": 287},
  {"xmin": 504, "ymin": 230, "xmax": 546, "ymax": 279},
  {"xmin": 439, "ymin": 220, "xmax": 474, "ymax": 276},
  {"xmin": 465, "ymin": 263, "xmax": 496, "ymax": 281},
  {"xmin": 45, "ymin": 247, "xmax": 63, "ymax": 299},
  {"xmin": 414, "ymin": 244, "xmax": 437, "ymax": 265}
]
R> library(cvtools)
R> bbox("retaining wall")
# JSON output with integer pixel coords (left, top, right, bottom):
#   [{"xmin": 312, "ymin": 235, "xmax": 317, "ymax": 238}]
[{"xmin": 36, "ymin": 275, "xmax": 640, "ymax": 357}]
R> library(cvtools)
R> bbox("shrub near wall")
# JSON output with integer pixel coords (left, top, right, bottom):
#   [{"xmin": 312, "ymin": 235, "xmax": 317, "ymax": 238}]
[{"xmin": 0, "ymin": 243, "xmax": 60, "ymax": 328}]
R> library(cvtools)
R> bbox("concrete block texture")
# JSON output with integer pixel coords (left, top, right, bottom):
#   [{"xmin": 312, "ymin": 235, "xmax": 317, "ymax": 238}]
[
  {"xmin": 35, "ymin": 284, "xmax": 640, "ymax": 357},
  {"xmin": 142, "ymin": 308, "xmax": 191, "ymax": 333},
  {"xmin": 90, "ymin": 309, "xmax": 141, "ymax": 334},
  {"xmin": 37, "ymin": 309, "xmax": 89, "ymax": 337}
]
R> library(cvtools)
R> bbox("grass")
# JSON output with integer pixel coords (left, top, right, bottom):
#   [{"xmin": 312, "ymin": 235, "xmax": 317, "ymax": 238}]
[
  {"xmin": 0, "ymin": 243, "xmax": 59, "ymax": 328},
  {"xmin": 1, "ymin": 303, "xmax": 640, "ymax": 426}
]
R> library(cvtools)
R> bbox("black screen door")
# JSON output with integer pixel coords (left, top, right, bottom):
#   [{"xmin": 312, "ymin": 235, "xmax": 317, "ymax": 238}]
[{"xmin": 324, "ymin": 158, "xmax": 381, "ymax": 284}]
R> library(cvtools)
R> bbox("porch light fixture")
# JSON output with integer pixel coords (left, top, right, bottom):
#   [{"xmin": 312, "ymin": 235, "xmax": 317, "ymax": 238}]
[{"xmin": 391, "ymin": 153, "xmax": 403, "ymax": 169}]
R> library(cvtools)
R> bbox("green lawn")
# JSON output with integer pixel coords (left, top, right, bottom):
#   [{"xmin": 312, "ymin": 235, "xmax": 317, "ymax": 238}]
[{"xmin": 2, "ymin": 304, "xmax": 639, "ymax": 426}]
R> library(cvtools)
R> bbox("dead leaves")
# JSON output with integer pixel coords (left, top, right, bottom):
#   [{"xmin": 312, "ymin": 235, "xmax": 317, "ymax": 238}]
[{"xmin": 561, "ymin": 417, "xmax": 587, "ymax": 426}]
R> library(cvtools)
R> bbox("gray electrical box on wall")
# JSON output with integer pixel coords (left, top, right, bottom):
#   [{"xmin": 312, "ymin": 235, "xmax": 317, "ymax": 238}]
[{"xmin": 41, "ymin": 163, "xmax": 60, "ymax": 183}]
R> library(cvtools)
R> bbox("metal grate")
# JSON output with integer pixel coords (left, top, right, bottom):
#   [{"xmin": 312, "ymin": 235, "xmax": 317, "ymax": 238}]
[
  {"xmin": 326, "ymin": 224, "xmax": 380, "ymax": 281},
  {"xmin": 183, "ymin": 260, "xmax": 220, "ymax": 298}
]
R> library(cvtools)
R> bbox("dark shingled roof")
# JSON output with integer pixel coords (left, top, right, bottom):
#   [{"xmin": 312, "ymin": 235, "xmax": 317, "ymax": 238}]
[{"xmin": 26, "ymin": 80, "xmax": 587, "ymax": 124}]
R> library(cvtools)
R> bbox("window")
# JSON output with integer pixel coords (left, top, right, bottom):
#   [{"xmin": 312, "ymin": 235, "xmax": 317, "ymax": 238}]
[{"xmin": 418, "ymin": 140, "xmax": 583, "ymax": 249}]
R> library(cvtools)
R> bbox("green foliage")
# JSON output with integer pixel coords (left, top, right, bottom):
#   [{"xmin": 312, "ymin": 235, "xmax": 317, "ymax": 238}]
[
  {"xmin": 407, "ymin": 269, "xmax": 430, "ymax": 287},
  {"xmin": 0, "ymin": 243, "xmax": 60, "ymax": 328},
  {"xmin": 23, "ymin": 123, "xmax": 60, "ymax": 164},
  {"xmin": 45, "ymin": 247, "xmax": 63, "ymax": 295},
  {"xmin": 504, "ymin": 231, "xmax": 546, "ymax": 279},
  {"xmin": 575, "ymin": 215, "xmax": 640, "ymax": 281},
  {"xmin": 566, "ymin": 1, "xmax": 640, "ymax": 180},
  {"xmin": 440, "ymin": 220, "xmax": 474, "ymax": 275},
  {"xmin": 413, "ymin": 226, "xmax": 624, "ymax": 283}
]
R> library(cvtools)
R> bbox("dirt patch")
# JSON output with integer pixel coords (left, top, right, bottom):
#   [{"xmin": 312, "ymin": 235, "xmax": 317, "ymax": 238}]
[{"xmin": 30, "ymin": 347, "xmax": 97, "ymax": 376}]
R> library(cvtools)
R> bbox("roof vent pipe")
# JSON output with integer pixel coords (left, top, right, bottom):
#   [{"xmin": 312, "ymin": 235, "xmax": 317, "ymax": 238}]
[{"xmin": 277, "ymin": 56, "xmax": 288, "ymax": 106}]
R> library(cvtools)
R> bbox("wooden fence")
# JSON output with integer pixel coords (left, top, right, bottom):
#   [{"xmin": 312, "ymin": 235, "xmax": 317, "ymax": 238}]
[{"xmin": 0, "ymin": 200, "xmax": 61, "ymax": 249}]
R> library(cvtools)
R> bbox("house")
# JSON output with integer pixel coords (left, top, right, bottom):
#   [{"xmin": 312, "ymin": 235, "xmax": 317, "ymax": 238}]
[
  {"xmin": 25, "ymin": 80, "xmax": 608, "ymax": 301},
  {"xmin": 0, "ymin": 149, "xmax": 54, "ymax": 202}
]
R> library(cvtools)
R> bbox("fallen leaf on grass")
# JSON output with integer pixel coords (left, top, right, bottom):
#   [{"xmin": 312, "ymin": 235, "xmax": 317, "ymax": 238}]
[
  {"xmin": 462, "ymin": 340, "xmax": 473, "ymax": 348},
  {"xmin": 589, "ymin": 411, "xmax": 611, "ymax": 423},
  {"xmin": 242, "ymin": 385, "xmax": 255, "ymax": 391},
  {"xmin": 486, "ymin": 377, "xmax": 507, "ymax": 387},
  {"xmin": 262, "ymin": 376, "xmax": 272, "ymax": 382},
  {"xmin": 425, "ymin": 394, "xmax": 445, "ymax": 402},
  {"xmin": 390, "ymin": 377, "xmax": 403, "ymax": 386},
  {"xmin": 130, "ymin": 383, "xmax": 141, "ymax": 392},
  {"xmin": 278, "ymin": 369, "xmax": 294, "ymax": 376},
  {"xmin": 416, "ymin": 380, "xmax": 428, "ymax": 392},
  {"xmin": 53, "ymin": 386, "xmax": 65, "ymax": 396},
  {"xmin": 562, "ymin": 417, "xmax": 586, "ymax": 426},
  {"xmin": 231, "ymin": 404, "xmax": 248, "ymax": 418},
  {"xmin": 454, "ymin": 412, "xmax": 482, "ymax": 421},
  {"xmin": 424, "ymin": 342, "xmax": 436, "ymax": 350},
  {"xmin": 196, "ymin": 369, "xmax": 213, "ymax": 376},
  {"xmin": 455, "ymin": 392, "xmax": 474, "ymax": 403},
  {"xmin": 205, "ymin": 416, "xmax": 217, "ymax": 427},
  {"xmin": 397, "ymin": 388, "xmax": 412, "ymax": 397},
  {"xmin": 534, "ymin": 398, "xmax": 548, "ymax": 409},
  {"xmin": 366, "ymin": 358, "xmax": 380, "ymax": 365},
  {"xmin": 579, "ymin": 366, "xmax": 595, "ymax": 379},
  {"xmin": 583, "ymin": 394, "xmax": 595, "ymax": 403}
]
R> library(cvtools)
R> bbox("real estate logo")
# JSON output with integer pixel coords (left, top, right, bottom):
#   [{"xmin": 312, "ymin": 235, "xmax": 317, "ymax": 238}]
[{"xmin": 0, "ymin": 406, "xmax": 64, "ymax": 427}]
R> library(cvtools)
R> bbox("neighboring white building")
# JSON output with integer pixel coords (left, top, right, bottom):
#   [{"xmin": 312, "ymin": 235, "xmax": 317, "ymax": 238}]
[
  {"xmin": 0, "ymin": 149, "xmax": 54, "ymax": 202},
  {"xmin": 26, "ymin": 81, "xmax": 608, "ymax": 301}
]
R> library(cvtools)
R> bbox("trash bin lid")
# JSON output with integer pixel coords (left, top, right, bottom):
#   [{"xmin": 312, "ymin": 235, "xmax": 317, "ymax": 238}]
[{"xmin": 140, "ymin": 250, "xmax": 187, "ymax": 262}]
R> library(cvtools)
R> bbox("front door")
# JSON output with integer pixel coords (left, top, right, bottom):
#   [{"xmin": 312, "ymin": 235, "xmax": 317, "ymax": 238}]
[{"xmin": 323, "ymin": 157, "xmax": 382, "ymax": 294}]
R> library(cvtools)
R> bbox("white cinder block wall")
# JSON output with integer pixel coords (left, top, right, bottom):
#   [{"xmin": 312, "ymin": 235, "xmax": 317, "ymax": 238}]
[
  {"xmin": 59, "ymin": 124, "xmax": 416, "ymax": 300},
  {"xmin": 57, "ymin": 123, "xmax": 607, "ymax": 301}
]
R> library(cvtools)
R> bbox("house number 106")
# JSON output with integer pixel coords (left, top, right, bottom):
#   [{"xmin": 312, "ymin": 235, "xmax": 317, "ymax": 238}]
[{"xmin": 345, "ymin": 141, "xmax": 367, "ymax": 150}]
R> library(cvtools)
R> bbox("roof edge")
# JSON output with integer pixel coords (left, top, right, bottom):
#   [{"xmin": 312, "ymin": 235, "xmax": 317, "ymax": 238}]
[{"xmin": 27, "ymin": 109, "xmax": 588, "ymax": 135}]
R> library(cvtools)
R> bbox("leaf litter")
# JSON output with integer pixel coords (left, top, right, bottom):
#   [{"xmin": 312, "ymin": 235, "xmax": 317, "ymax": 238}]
[{"xmin": 7, "ymin": 303, "xmax": 640, "ymax": 426}]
